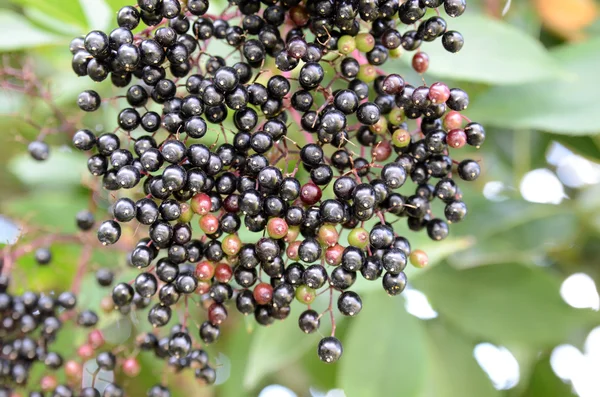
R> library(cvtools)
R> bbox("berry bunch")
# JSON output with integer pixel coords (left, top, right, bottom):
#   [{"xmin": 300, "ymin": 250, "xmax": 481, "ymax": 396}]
[
  {"xmin": 0, "ymin": 274, "xmax": 85, "ymax": 395},
  {"xmin": 66, "ymin": 0, "xmax": 483, "ymax": 389}
]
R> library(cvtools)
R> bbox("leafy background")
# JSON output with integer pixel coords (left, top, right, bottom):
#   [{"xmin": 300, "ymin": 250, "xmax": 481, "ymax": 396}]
[{"xmin": 1, "ymin": 0, "xmax": 600, "ymax": 396}]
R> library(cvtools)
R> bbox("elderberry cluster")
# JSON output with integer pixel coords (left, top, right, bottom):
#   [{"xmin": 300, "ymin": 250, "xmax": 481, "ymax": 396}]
[
  {"xmin": 66, "ymin": 0, "xmax": 483, "ymax": 387},
  {"xmin": 0, "ymin": 275, "xmax": 87, "ymax": 396}
]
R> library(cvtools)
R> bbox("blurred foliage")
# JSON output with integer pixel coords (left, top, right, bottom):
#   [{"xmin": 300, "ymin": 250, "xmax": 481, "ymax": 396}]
[{"xmin": 1, "ymin": 0, "xmax": 600, "ymax": 397}]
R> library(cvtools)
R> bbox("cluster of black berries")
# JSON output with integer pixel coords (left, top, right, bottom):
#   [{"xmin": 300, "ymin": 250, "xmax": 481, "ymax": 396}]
[
  {"xmin": 67, "ymin": 0, "xmax": 482, "ymax": 387},
  {"xmin": 0, "ymin": 274, "xmax": 92, "ymax": 396}
]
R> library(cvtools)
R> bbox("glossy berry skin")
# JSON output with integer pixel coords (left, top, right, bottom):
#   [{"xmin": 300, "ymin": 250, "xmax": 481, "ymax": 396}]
[
  {"xmin": 464, "ymin": 122, "xmax": 486, "ymax": 147},
  {"xmin": 298, "ymin": 309, "xmax": 320, "ymax": 333},
  {"xmin": 61, "ymin": 0, "xmax": 485, "ymax": 371},
  {"xmin": 337, "ymin": 291, "xmax": 362, "ymax": 316},
  {"xmin": 318, "ymin": 336, "xmax": 343, "ymax": 363},
  {"xmin": 457, "ymin": 160, "xmax": 481, "ymax": 181},
  {"xmin": 442, "ymin": 30, "xmax": 464, "ymax": 53},
  {"xmin": 78, "ymin": 90, "xmax": 101, "ymax": 112},
  {"xmin": 382, "ymin": 272, "xmax": 408, "ymax": 295},
  {"xmin": 412, "ymin": 52, "xmax": 429, "ymax": 74},
  {"xmin": 97, "ymin": 220, "xmax": 121, "ymax": 245},
  {"xmin": 34, "ymin": 248, "xmax": 52, "ymax": 265},
  {"xmin": 28, "ymin": 141, "xmax": 50, "ymax": 161}
]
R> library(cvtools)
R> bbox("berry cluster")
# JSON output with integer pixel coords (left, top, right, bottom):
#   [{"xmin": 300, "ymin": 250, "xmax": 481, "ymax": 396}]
[
  {"xmin": 60, "ymin": 0, "xmax": 483, "ymax": 392},
  {"xmin": 0, "ymin": 274, "xmax": 86, "ymax": 396}
]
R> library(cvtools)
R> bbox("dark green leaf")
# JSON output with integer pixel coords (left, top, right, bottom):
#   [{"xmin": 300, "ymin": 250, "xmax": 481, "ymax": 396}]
[
  {"xmin": 397, "ymin": 14, "xmax": 562, "ymax": 85},
  {"xmin": 243, "ymin": 304, "xmax": 321, "ymax": 390},
  {"xmin": 413, "ymin": 263, "xmax": 597, "ymax": 346},
  {"xmin": 468, "ymin": 38, "xmax": 600, "ymax": 135},
  {"xmin": 544, "ymin": 133, "xmax": 600, "ymax": 161},
  {"xmin": 421, "ymin": 320, "xmax": 499, "ymax": 397},
  {"xmin": 338, "ymin": 293, "xmax": 428, "ymax": 397},
  {"xmin": 521, "ymin": 354, "xmax": 576, "ymax": 397},
  {"xmin": 446, "ymin": 198, "xmax": 577, "ymax": 269}
]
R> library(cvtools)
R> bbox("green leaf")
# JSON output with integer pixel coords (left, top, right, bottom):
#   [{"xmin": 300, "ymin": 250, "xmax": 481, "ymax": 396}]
[
  {"xmin": 3, "ymin": 190, "xmax": 89, "ymax": 233},
  {"xmin": 397, "ymin": 13, "xmax": 562, "ymax": 85},
  {"xmin": 10, "ymin": 0, "xmax": 88, "ymax": 29},
  {"xmin": 0, "ymin": 11, "xmax": 65, "ymax": 51},
  {"xmin": 544, "ymin": 133, "xmax": 600, "ymax": 161},
  {"xmin": 103, "ymin": 0, "xmax": 133, "ymax": 13},
  {"xmin": 520, "ymin": 354, "xmax": 576, "ymax": 397},
  {"xmin": 79, "ymin": 0, "xmax": 112, "ymax": 31},
  {"xmin": 23, "ymin": 7, "xmax": 82, "ymax": 36},
  {"xmin": 413, "ymin": 263, "xmax": 596, "ymax": 346},
  {"xmin": 446, "ymin": 199, "xmax": 578, "ymax": 269},
  {"xmin": 338, "ymin": 293, "xmax": 428, "ymax": 397},
  {"xmin": 9, "ymin": 149, "xmax": 88, "ymax": 188},
  {"xmin": 468, "ymin": 38, "xmax": 600, "ymax": 135},
  {"xmin": 243, "ymin": 305, "xmax": 321, "ymax": 390},
  {"xmin": 11, "ymin": 244, "xmax": 80, "ymax": 293},
  {"xmin": 217, "ymin": 320, "xmax": 254, "ymax": 397},
  {"xmin": 420, "ymin": 321, "xmax": 499, "ymax": 397}
]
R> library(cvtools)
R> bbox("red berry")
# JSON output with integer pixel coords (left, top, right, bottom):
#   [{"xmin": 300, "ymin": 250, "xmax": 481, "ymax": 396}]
[
  {"xmin": 447, "ymin": 129, "xmax": 467, "ymax": 149},
  {"xmin": 208, "ymin": 303, "xmax": 228, "ymax": 325},
  {"xmin": 286, "ymin": 241, "xmax": 301, "ymax": 260},
  {"xmin": 412, "ymin": 52, "xmax": 429, "ymax": 74},
  {"xmin": 77, "ymin": 344, "xmax": 94, "ymax": 359},
  {"xmin": 191, "ymin": 193, "xmax": 211, "ymax": 215},
  {"xmin": 64, "ymin": 360, "xmax": 82, "ymax": 379},
  {"xmin": 300, "ymin": 182, "xmax": 322, "ymax": 205},
  {"xmin": 443, "ymin": 111, "xmax": 463, "ymax": 130},
  {"xmin": 195, "ymin": 261, "xmax": 215, "ymax": 281},
  {"xmin": 267, "ymin": 217, "xmax": 289, "ymax": 239},
  {"xmin": 284, "ymin": 226, "xmax": 300, "ymax": 243},
  {"xmin": 199, "ymin": 214, "xmax": 219, "ymax": 234},
  {"xmin": 40, "ymin": 375, "xmax": 58, "ymax": 392},
  {"xmin": 88, "ymin": 329, "xmax": 105, "ymax": 349},
  {"xmin": 325, "ymin": 244, "xmax": 344, "ymax": 266},
  {"xmin": 372, "ymin": 140, "xmax": 393, "ymax": 162},
  {"xmin": 428, "ymin": 82, "xmax": 450, "ymax": 104},
  {"xmin": 122, "ymin": 357, "xmax": 141, "ymax": 377},
  {"xmin": 290, "ymin": 5, "xmax": 309, "ymax": 26},
  {"xmin": 253, "ymin": 283, "xmax": 273, "ymax": 305},
  {"xmin": 214, "ymin": 263, "xmax": 233, "ymax": 283},
  {"xmin": 382, "ymin": 74, "xmax": 405, "ymax": 94},
  {"xmin": 196, "ymin": 281, "xmax": 211, "ymax": 295}
]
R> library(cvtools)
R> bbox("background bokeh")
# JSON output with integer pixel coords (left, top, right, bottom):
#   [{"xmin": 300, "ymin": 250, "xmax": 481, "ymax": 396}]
[{"xmin": 1, "ymin": 0, "xmax": 600, "ymax": 396}]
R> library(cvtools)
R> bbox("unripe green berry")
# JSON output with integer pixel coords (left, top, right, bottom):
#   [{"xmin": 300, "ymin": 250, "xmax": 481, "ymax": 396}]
[
  {"xmin": 392, "ymin": 129, "xmax": 411, "ymax": 148},
  {"xmin": 337, "ymin": 35, "xmax": 356, "ymax": 55},
  {"xmin": 409, "ymin": 249, "xmax": 428, "ymax": 268},
  {"xmin": 388, "ymin": 108, "xmax": 405, "ymax": 126},
  {"xmin": 357, "ymin": 64, "xmax": 377, "ymax": 83},
  {"xmin": 179, "ymin": 203, "xmax": 193, "ymax": 223},
  {"xmin": 355, "ymin": 32, "xmax": 375, "ymax": 52},
  {"xmin": 295, "ymin": 285, "xmax": 316, "ymax": 305},
  {"xmin": 347, "ymin": 227, "xmax": 369, "ymax": 249}
]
